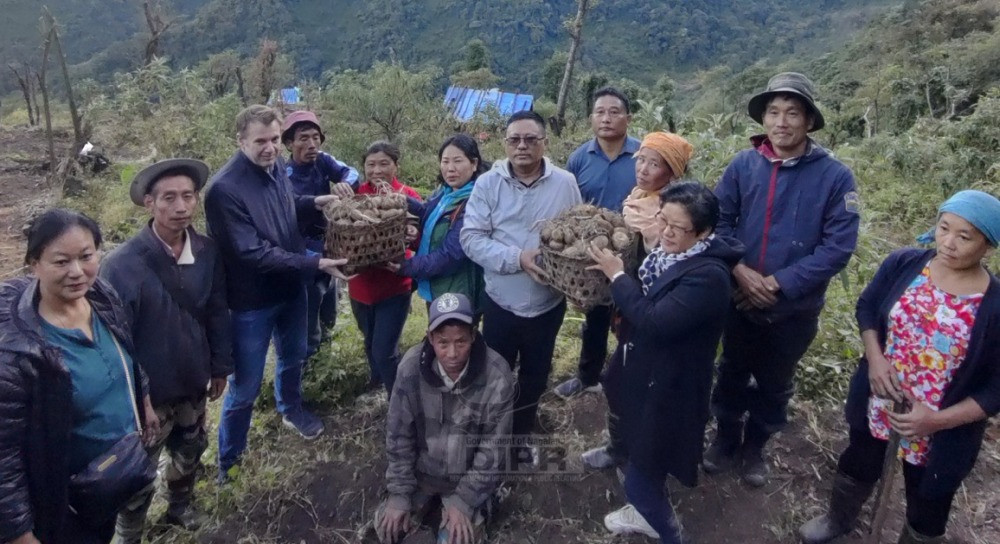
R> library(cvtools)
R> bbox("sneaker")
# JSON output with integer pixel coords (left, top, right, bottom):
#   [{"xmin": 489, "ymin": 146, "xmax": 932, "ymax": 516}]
[
  {"xmin": 581, "ymin": 445, "xmax": 616, "ymax": 470},
  {"xmin": 740, "ymin": 445, "xmax": 769, "ymax": 488},
  {"xmin": 604, "ymin": 504, "xmax": 659, "ymax": 538},
  {"xmin": 553, "ymin": 377, "xmax": 602, "ymax": 399},
  {"xmin": 282, "ymin": 409, "xmax": 324, "ymax": 440}
]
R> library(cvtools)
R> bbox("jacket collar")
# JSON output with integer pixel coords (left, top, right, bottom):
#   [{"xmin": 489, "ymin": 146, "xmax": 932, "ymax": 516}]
[
  {"xmin": 235, "ymin": 151, "xmax": 284, "ymax": 183},
  {"xmin": 750, "ymin": 135, "xmax": 826, "ymax": 166},
  {"xmin": 139, "ymin": 221, "xmax": 205, "ymax": 257},
  {"xmin": 495, "ymin": 158, "xmax": 554, "ymax": 186},
  {"xmin": 418, "ymin": 331, "xmax": 489, "ymax": 391},
  {"xmin": 1, "ymin": 275, "xmax": 123, "ymax": 359}
]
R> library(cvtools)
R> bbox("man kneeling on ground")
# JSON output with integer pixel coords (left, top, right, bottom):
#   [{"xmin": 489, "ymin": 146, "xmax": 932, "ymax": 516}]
[{"xmin": 375, "ymin": 293, "xmax": 515, "ymax": 544}]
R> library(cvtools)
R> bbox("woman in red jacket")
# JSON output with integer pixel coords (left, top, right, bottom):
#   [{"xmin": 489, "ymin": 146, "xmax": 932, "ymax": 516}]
[{"xmin": 350, "ymin": 141, "xmax": 422, "ymax": 394}]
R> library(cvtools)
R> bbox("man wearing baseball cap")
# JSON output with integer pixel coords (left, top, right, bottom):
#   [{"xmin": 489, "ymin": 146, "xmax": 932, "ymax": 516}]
[
  {"xmin": 375, "ymin": 293, "xmax": 514, "ymax": 544},
  {"xmin": 704, "ymin": 73, "xmax": 860, "ymax": 487},
  {"xmin": 100, "ymin": 159, "xmax": 234, "ymax": 542},
  {"xmin": 281, "ymin": 110, "xmax": 359, "ymax": 358}
]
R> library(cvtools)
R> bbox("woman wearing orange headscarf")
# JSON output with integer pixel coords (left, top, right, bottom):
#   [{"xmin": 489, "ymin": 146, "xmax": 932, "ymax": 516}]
[
  {"xmin": 622, "ymin": 132, "xmax": 696, "ymax": 253},
  {"xmin": 582, "ymin": 131, "xmax": 695, "ymax": 471}
]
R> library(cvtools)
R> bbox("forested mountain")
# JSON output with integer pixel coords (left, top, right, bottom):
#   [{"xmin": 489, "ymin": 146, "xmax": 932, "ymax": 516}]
[{"xmin": 2, "ymin": 0, "xmax": 889, "ymax": 95}]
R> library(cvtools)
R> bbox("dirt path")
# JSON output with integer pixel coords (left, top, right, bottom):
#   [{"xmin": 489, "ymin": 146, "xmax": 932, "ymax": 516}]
[{"xmin": 0, "ymin": 125, "xmax": 68, "ymax": 278}]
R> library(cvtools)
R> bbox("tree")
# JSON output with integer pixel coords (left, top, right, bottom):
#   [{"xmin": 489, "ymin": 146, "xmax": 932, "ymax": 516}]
[
  {"xmin": 554, "ymin": 0, "xmax": 595, "ymax": 136},
  {"xmin": 7, "ymin": 63, "xmax": 37, "ymax": 126},
  {"xmin": 326, "ymin": 62, "xmax": 444, "ymax": 143},
  {"xmin": 142, "ymin": 0, "xmax": 173, "ymax": 66}
]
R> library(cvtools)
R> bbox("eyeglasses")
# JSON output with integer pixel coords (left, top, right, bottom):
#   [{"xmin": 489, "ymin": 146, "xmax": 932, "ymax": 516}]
[
  {"xmin": 504, "ymin": 135, "xmax": 545, "ymax": 147},
  {"xmin": 655, "ymin": 212, "xmax": 695, "ymax": 234}
]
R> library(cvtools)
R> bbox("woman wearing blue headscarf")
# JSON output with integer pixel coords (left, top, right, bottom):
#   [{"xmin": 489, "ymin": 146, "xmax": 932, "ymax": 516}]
[
  {"xmin": 800, "ymin": 190, "xmax": 1000, "ymax": 544},
  {"xmin": 398, "ymin": 134, "xmax": 489, "ymax": 317}
]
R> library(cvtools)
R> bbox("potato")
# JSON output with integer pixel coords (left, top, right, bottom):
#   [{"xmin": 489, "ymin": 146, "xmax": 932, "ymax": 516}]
[
  {"xmin": 563, "ymin": 229, "xmax": 577, "ymax": 244},
  {"xmin": 561, "ymin": 245, "xmax": 584, "ymax": 258},
  {"xmin": 612, "ymin": 231, "xmax": 630, "ymax": 251},
  {"xmin": 591, "ymin": 235, "xmax": 610, "ymax": 249},
  {"xmin": 548, "ymin": 240, "xmax": 565, "ymax": 251},
  {"xmin": 540, "ymin": 225, "xmax": 554, "ymax": 242},
  {"xmin": 550, "ymin": 227, "xmax": 566, "ymax": 244}
]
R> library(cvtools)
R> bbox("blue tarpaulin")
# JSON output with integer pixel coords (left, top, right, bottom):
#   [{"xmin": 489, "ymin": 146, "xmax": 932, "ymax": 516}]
[
  {"xmin": 444, "ymin": 86, "xmax": 533, "ymax": 122},
  {"xmin": 269, "ymin": 87, "xmax": 301, "ymax": 105},
  {"xmin": 280, "ymin": 87, "xmax": 301, "ymax": 104}
]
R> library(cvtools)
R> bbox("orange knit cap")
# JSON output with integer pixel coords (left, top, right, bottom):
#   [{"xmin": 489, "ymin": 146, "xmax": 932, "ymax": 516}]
[{"xmin": 640, "ymin": 132, "xmax": 694, "ymax": 179}]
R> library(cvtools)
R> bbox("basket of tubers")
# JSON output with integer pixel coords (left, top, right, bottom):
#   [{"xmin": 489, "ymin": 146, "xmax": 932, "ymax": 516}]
[
  {"xmin": 539, "ymin": 204, "xmax": 635, "ymax": 310},
  {"xmin": 323, "ymin": 191, "xmax": 408, "ymax": 274}
]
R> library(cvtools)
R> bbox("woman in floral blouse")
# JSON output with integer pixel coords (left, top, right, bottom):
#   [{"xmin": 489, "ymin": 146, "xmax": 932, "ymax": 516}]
[{"xmin": 800, "ymin": 190, "xmax": 1000, "ymax": 544}]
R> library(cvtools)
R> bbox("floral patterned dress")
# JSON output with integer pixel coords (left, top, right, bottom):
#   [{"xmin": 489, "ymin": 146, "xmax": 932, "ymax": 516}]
[{"xmin": 868, "ymin": 266, "xmax": 983, "ymax": 465}]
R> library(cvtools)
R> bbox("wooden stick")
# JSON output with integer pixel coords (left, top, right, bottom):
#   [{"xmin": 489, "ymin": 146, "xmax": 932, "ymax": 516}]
[{"xmin": 866, "ymin": 400, "xmax": 906, "ymax": 544}]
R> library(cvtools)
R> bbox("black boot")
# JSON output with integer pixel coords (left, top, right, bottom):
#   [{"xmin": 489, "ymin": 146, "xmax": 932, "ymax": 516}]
[
  {"xmin": 798, "ymin": 471, "xmax": 876, "ymax": 544},
  {"xmin": 702, "ymin": 418, "xmax": 743, "ymax": 474},
  {"xmin": 740, "ymin": 423, "xmax": 772, "ymax": 487},
  {"xmin": 897, "ymin": 522, "xmax": 946, "ymax": 544}
]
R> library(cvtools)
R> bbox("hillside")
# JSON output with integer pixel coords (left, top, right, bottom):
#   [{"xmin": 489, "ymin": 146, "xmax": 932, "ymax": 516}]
[{"xmin": 3, "ymin": 0, "xmax": 890, "ymax": 96}]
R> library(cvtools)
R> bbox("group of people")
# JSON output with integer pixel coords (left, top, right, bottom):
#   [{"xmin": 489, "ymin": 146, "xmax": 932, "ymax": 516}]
[{"xmin": 1, "ymin": 70, "xmax": 999, "ymax": 544}]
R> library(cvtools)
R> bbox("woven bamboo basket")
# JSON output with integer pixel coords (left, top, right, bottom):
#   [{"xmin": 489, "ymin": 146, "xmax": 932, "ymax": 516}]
[
  {"xmin": 540, "ymin": 247, "xmax": 614, "ymax": 310},
  {"xmin": 323, "ymin": 191, "xmax": 407, "ymax": 274},
  {"xmin": 537, "ymin": 204, "xmax": 636, "ymax": 311}
]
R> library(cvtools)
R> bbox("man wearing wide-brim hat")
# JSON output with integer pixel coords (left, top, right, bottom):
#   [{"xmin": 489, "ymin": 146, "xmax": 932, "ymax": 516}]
[
  {"xmin": 100, "ymin": 158, "xmax": 234, "ymax": 542},
  {"xmin": 703, "ymin": 72, "xmax": 861, "ymax": 488}
]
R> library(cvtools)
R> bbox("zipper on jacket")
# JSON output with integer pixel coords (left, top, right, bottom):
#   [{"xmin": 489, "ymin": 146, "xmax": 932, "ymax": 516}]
[
  {"xmin": 623, "ymin": 342, "xmax": 633, "ymax": 367},
  {"xmin": 757, "ymin": 161, "xmax": 781, "ymax": 272}
]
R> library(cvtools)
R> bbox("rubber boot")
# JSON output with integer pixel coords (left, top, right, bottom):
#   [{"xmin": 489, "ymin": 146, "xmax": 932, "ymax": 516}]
[
  {"xmin": 897, "ymin": 522, "xmax": 946, "ymax": 544},
  {"xmin": 740, "ymin": 423, "xmax": 771, "ymax": 487},
  {"xmin": 798, "ymin": 471, "xmax": 876, "ymax": 544},
  {"xmin": 702, "ymin": 418, "xmax": 743, "ymax": 474}
]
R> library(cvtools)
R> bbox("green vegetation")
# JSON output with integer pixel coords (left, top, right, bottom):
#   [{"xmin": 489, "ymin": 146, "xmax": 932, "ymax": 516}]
[{"xmin": 3, "ymin": 0, "xmax": 1000, "ymax": 541}]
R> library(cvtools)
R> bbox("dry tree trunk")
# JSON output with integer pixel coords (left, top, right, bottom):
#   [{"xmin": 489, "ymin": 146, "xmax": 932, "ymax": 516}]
[
  {"xmin": 42, "ymin": 7, "xmax": 85, "ymax": 154},
  {"xmin": 142, "ymin": 1, "xmax": 173, "ymax": 65},
  {"xmin": 554, "ymin": 0, "xmax": 593, "ymax": 136},
  {"xmin": 8, "ymin": 64, "xmax": 36, "ymax": 126},
  {"xmin": 38, "ymin": 29, "xmax": 56, "ymax": 186}
]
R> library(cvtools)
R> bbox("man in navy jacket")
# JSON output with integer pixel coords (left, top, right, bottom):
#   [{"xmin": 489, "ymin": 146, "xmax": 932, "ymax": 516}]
[
  {"xmin": 704, "ymin": 73, "xmax": 860, "ymax": 487},
  {"xmin": 204, "ymin": 105, "xmax": 349, "ymax": 480},
  {"xmin": 281, "ymin": 110, "xmax": 359, "ymax": 357}
]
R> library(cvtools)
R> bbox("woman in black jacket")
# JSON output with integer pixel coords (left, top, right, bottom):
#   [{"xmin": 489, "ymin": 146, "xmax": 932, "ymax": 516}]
[
  {"xmin": 800, "ymin": 190, "xmax": 1000, "ymax": 544},
  {"xmin": 588, "ymin": 182, "xmax": 743, "ymax": 544},
  {"xmin": 0, "ymin": 209, "xmax": 157, "ymax": 544}
]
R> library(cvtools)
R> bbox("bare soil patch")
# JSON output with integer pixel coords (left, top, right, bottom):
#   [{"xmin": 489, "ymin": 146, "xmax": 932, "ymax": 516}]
[
  {"xmin": 0, "ymin": 125, "xmax": 69, "ymax": 278},
  {"xmin": 203, "ymin": 390, "xmax": 1000, "ymax": 544}
]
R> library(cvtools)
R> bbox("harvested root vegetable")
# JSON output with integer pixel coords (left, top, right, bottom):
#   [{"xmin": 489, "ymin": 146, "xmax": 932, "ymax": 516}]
[{"xmin": 537, "ymin": 204, "xmax": 636, "ymax": 310}]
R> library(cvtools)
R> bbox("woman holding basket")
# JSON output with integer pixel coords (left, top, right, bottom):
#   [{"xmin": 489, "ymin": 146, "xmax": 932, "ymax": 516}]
[
  {"xmin": 397, "ymin": 134, "xmax": 489, "ymax": 319},
  {"xmin": 348, "ymin": 141, "xmax": 422, "ymax": 395}
]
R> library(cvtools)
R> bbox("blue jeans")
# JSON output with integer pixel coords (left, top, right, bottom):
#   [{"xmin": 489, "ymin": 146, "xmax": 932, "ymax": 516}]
[
  {"xmin": 350, "ymin": 293, "xmax": 411, "ymax": 394},
  {"xmin": 306, "ymin": 272, "xmax": 338, "ymax": 357},
  {"xmin": 218, "ymin": 285, "xmax": 308, "ymax": 472},
  {"xmin": 624, "ymin": 463, "xmax": 683, "ymax": 544}
]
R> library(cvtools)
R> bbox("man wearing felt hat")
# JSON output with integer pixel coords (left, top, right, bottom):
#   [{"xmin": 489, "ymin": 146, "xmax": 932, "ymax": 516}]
[
  {"xmin": 99, "ymin": 158, "xmax": 234, "ymax": 542},
  {"xmin": 375, "ymin": 293, "xmax": 514, "ymax": 544},
  {"xmin": 704, "ymin": 72, "xmax": 861, "ymax": 487}
]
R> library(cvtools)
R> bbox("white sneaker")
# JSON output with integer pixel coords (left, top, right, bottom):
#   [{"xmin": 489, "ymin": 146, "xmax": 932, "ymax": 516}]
[
  {"xmin": 581, "ymin": 445, "xmax": 615, "ymax": 469},
  {"xmin": 604, "ymin": 504, "xmax": 659, "ymax": 538}
]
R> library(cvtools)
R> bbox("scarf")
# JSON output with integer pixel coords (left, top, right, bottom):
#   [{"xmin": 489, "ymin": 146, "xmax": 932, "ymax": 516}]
[
  {"xmin": 622, "ymin": 186, "xmax": 663, "ymax": 251},
  {"xmin": 638, "ymin": 235, "xmax": 714, "ymax": 295},
  {"xmin": 916, "ymin": 189, "xmax": 1000, "ymax": 247},
  {"xmin": 416, "ymin": 182, "xmax": 475, "ymax": 300}
]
